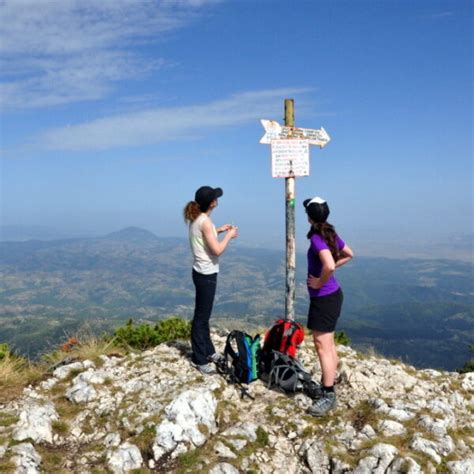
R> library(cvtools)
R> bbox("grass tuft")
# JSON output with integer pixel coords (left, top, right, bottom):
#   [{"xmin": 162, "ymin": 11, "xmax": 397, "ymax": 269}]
[
  {"xmin": 0, "ymin": 351, "xmax": 45, "ymax": 403},
  {"xmin": 349, "ymin": 400, "xmax": 379, "ymax": 431}
]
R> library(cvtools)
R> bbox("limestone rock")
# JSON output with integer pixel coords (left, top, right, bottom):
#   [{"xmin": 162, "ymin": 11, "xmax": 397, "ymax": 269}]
[
  {"xmin": 152, "ymin": 389, "xmax": 217, "ymax": 461},
  {"xmin": 73, "ymin": 368, "xmax": 108, "ymax": 385},
  {"xmin": 53, "ymin": 361, "xmax": 84, "ymax": 380},
  {"xmin": 461, "ymin": 372, "xmax": 474, "ymax": 392},
  {"xmin": 65, "ymin": 380, "xmax": 97, "ymax": 403},
  {"xmin": 209, "ymin": 463, "xmax": 240, "ymax": 474},
  {"xmin": 331, "ymin": 458, "xmax": 353, "ymax": 473},
  {"xmin": 11, "ymin": 443, "xmax": 42, "ymax": 474},
  {"xmin": 378, "ymin": 419, "xmax": 406, "ymax": 437},
  {"xmin": 107, "ymin": 442, "xmax": 143, "ymax": 474},
  {"xmin": 104, "ymin": 432, "xmax": 121, "ymax": 448},
  {"xmin": 299, "ymin": 439, "xmax": 330, "ymax": 473},
  {"xmin": 222, "ymin": 421, "xmax": 258, "ymax": 442},
  {"xmin": 227, "ymin": 438, "xmax": 247, "ymax": 450},
  {"xmin": 410, "ymin": 435, "xmax": 441, "ymax": 464},
  {"xmin": 2, "ymin": 332, "xmax": 473, "ymax": 473},
  {"xmin": 418, "ymin": 414, "xmax": 449, "ymax": 437},
  {"xmin": 214, "ymin": 441, "xmax": 237, "ymax": 459},
  {"xmin": 354, "ymin": 443, "xmax": 398, "ymax": 474},
  {"xmin": 12, "ymin": 401, "xmax": 59, "ymax": 443},
  {"xmin": 447, "ymin": 458, "xmax": 474, "ymax": 474},
  {"xmin": 39, "ymin": 378, "xmax": 58, "ymax": 391},
  {"xmin": 386, "ymin": 456, "xmax": 422, "ymax": 473}
]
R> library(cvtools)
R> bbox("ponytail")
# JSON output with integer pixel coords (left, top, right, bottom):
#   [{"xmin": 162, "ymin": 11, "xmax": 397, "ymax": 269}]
[
  {"xmin": 307, "ymin": 222, "xmax": 340, "ymax": 261},
  {"xmin": 183, "ymin": 201, "xmax": 201, "ymax": 223}
]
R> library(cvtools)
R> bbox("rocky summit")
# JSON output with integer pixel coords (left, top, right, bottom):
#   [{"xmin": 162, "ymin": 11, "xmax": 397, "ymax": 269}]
[{"xmin": 0, "ymin": 333, "xmax": 473, "ymax": 473}]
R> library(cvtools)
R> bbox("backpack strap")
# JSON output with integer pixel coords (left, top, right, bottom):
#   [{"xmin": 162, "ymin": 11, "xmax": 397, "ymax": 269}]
[
  {"xmin": 281, "ymin": 319, "xmax": 303, "ymax": 354},
  {"xmin": 224, "ymin": 330, "xmax": 240, "ymax": 362},
  {"xmin": 266, "ymin": 350, "xmax": 313, "ymax": 392}
]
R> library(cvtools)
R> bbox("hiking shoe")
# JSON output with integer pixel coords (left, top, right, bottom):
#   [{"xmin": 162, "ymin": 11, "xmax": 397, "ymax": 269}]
[
  {"xmin": 192, "ymin": 362, "xmax": 216, "ymax": 375},
  {"xmin": 307, "ymin": 392, "xmax": 337, "ymax": 416},
  {"xmin": 303, "ymin": 381, "xmax": 324, "ymax": 399},
  {"xmin": 208, "ymin": 352, "xmax": 225, "ymax": 365}
]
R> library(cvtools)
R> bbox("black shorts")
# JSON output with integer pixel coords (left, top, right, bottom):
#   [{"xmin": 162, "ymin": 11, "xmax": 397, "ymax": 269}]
[{"xmin": 307, "ymin": 288, "xmax": 344, "ymax": 333}]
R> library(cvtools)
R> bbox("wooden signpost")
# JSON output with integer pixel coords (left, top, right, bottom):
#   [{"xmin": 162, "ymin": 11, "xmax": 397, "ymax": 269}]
[{"xmin": 260, "ymin": 99, "xmax": 331, "ymax": 320}]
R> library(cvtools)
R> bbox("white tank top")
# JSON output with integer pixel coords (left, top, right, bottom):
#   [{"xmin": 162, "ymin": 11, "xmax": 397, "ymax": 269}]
[{"xmin": 189, "ymin": 213, "xmax": 219, "ymax": 274}]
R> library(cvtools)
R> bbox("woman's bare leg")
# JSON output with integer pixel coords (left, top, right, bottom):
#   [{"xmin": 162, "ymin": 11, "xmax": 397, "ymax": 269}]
[{"xmin": 312, "ymin": 331, "xmax": 337, "ymax": 386}]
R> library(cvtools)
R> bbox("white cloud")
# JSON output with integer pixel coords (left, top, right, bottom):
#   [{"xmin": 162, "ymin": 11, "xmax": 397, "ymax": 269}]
[
  {"xmin": 35, "ymin": 87, "xmax": 314, "ymax": 151},
  {"xmin": 0, "ymin": 0, "xmax": 219, "ymax": 109},
  {"xmin": 430, "ymin": 11, "xmax": 455, "ymax": 19}
]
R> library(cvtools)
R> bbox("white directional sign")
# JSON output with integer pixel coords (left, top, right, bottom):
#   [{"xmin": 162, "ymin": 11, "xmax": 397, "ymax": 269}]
[
  {"xmin": 271, "ymin": 139, "xmax": 309, "ymax": 178},
  {"xmin": 260, "ymin": 119, "xmax": 331, "ymax": 148}
]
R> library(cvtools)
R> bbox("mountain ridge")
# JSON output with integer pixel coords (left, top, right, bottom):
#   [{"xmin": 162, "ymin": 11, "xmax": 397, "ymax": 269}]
[
  {"xmin": 1, "ymin": 332, "xmax": 473, "ymax": 473},
  {"xmin": 0, "ymin": 230, "xmax": 472, "ymax": 370}
]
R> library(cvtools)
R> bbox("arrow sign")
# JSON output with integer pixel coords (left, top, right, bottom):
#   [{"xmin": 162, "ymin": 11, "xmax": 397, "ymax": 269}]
[{"xmin": 259, "ymin": 119, "xmax": 331, "ymax": 148}]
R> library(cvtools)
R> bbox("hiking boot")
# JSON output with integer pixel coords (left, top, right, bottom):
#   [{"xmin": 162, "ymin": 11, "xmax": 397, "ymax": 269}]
[
  {"xmin": 208, "ymin": 352, "xmax": 225, "ymax": 365},
  {"xmin": 303, "ymin": 381, "xmax": 324, "ymax": 399},
  {"xmin": 191, "ymin": 362, "xmax": 217, "ymax": 375},
  {"xmin": 307, "ymin": 392, "xmax": 337, "ymax": 416}
]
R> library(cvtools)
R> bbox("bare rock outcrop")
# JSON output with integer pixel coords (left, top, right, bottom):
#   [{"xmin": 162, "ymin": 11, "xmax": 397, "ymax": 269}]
[{"xmin": 0, "ymin": 333, "xmax": 473, "ymax": 473}]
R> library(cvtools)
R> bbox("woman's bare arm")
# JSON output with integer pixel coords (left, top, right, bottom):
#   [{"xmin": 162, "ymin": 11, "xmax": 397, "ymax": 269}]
[
  {"xmin": 202, "ymin": 218, "xmax": 238, "ymax": 256},
  {"xmin": 335, "ymin": 244, "xmax": 354, "ymax": 268}
]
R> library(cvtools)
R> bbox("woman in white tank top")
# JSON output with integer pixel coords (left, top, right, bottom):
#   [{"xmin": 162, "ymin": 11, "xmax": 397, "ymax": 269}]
[{"xmin": 183, "ymin": 186, "xmax": 238, "ymax": 374}]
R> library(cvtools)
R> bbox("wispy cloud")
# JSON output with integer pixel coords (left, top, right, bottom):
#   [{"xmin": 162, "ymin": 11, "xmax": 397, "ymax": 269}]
[
  {"xmin": 0, "ymin": 0, "xmax": 219, "ymax": 110},
  {"xmin": 34, "ymin": 88, "xmax": 314, "ymax": 151},
  {"xmin": 429, "ymin": 11, "xmax": 455, "ymax": 19}
]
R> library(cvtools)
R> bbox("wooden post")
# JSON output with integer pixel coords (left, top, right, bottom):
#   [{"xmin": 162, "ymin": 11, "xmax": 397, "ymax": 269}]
[{"xmin": 285, "ymin": 99, "xmax": 295, "ymax": 320}]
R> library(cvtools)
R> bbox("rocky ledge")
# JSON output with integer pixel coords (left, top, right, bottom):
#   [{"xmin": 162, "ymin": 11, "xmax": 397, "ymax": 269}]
[{"xmin": 0, "ymin": 334, "xmax": 473, "ymax": 473}]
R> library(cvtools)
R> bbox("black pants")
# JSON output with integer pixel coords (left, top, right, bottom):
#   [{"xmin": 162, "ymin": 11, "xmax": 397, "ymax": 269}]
[{"xmin": 191, "ymin": 269, "xmax": 217, "ymax": 365}]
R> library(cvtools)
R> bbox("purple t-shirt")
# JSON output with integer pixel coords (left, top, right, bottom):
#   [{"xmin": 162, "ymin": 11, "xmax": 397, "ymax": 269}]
[{"xmin": 307, "ymin": 234, "xmax": 345, "ymax": 298}]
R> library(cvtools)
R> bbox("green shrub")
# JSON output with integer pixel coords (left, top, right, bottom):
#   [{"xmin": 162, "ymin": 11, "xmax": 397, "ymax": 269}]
[
  {"xmin": 335, "ymin": 331, "xmax": 350, "ymax": 346},
  {"xmin": 114, "ymin": 317, "xmax": 192, "ymax": 350},
  {"xmin": 457, "ymin": 345, "xmax": 474, "ymax": 374},
  {"xmin": 0, "ymin": 343, "xmax": 10, "ymax": 360}
]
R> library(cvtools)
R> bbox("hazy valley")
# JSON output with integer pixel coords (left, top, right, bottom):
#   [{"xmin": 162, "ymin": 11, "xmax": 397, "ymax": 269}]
[{"xmin": 0, "ymin": 227, "xmax": 472, "ymax": 370}]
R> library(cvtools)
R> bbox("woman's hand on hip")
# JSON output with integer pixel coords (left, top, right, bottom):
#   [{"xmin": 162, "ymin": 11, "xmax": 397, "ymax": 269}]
[{"xmin": 307, "ymin": 274, "xmax": 322, "ymax": 289}]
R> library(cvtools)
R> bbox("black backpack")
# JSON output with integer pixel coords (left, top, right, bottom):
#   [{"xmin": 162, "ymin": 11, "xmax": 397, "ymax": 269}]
[
  {"xmin": 222, "ymin": 330, "xmax": 261, "ymax": 385},
  {"xmin": 262, "ymin": 350, "xmax": 321, "ymax": 398}
]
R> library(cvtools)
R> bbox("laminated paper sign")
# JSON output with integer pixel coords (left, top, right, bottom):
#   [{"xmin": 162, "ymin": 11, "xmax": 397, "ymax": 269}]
[{"xmin": 271, "ymin": 139, "xmax": 309, "ymax": 178}]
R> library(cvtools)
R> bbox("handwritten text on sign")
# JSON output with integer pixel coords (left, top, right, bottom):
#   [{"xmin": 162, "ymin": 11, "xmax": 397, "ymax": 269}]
[{"xmin": 271, "ymin": 139, "xmax": 309, "ymax": 178}]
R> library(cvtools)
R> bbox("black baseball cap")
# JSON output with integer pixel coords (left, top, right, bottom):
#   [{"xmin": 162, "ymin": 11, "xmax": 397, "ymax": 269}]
[
  {"xmin": 195, "ymin": 186, "xmax": 223, "ymax": 210},
  {"xmin": 303, "ymin": 196, "xmax": 330, "ymax": 223}
]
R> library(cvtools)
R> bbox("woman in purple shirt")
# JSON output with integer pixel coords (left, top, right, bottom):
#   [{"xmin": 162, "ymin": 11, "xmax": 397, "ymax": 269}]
[{"xmin": 303, "ymin": 197, "xmax": 354, "ymax": 416}]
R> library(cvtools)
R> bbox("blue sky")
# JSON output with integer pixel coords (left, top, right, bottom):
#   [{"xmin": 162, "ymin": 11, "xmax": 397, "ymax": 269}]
[{"xmin": 1, "ymin": 0, "xmax": 472, "ymax": 257}]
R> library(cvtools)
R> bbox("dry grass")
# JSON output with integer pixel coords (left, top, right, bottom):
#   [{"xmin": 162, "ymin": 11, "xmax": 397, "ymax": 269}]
[
  {"xmin": 348, "ymin": 399, "xmax": 380, "ymax": 431},
  {"xmin": 0, "ymin": 354, "xmax": 45, "ymax": 403},
  {"xmin": 74, "ymin": 336, "xmax": 125, "ymax": 363},
  {"xmin": 0, "ymin": 332, "xmax": 126, "ymax": 404},
  {"xmin": 0, "ymin": 412, "xmax": 18, "ymax": 431},
  {"xmin": 35, "ymin": 444, "xmax": 70, "ymax": 473},
  {"xmin": 53, "ymin": 396, "xmax": 82, "ymax": 421},
  {"xmin": 43, "ymin": 334, "xmax": 125, "ymax": 368},
  {"xmin": 0, "ymin": 457, "xmax": 15, "ymax": 472}
]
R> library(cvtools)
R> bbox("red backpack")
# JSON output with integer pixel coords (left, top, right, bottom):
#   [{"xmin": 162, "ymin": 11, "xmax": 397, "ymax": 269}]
[{"xmin": 261, "ymin": 319, "xmax": 305, "ymax": 372}]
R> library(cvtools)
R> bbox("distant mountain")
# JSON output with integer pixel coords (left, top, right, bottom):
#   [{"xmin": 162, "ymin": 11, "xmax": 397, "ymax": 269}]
[
  {"xmin": 0, "ymin": 231, "xmax": 472, "ymax": 370},
  {"xmin": 104, "ymin": 226, "xmax": 160, "ymax": 243}
]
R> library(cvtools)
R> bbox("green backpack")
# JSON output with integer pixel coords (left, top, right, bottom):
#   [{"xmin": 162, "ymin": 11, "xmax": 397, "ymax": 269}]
[{"xmin": 223, "ymin": 330, "xmax": 261, "ymax": 384}]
